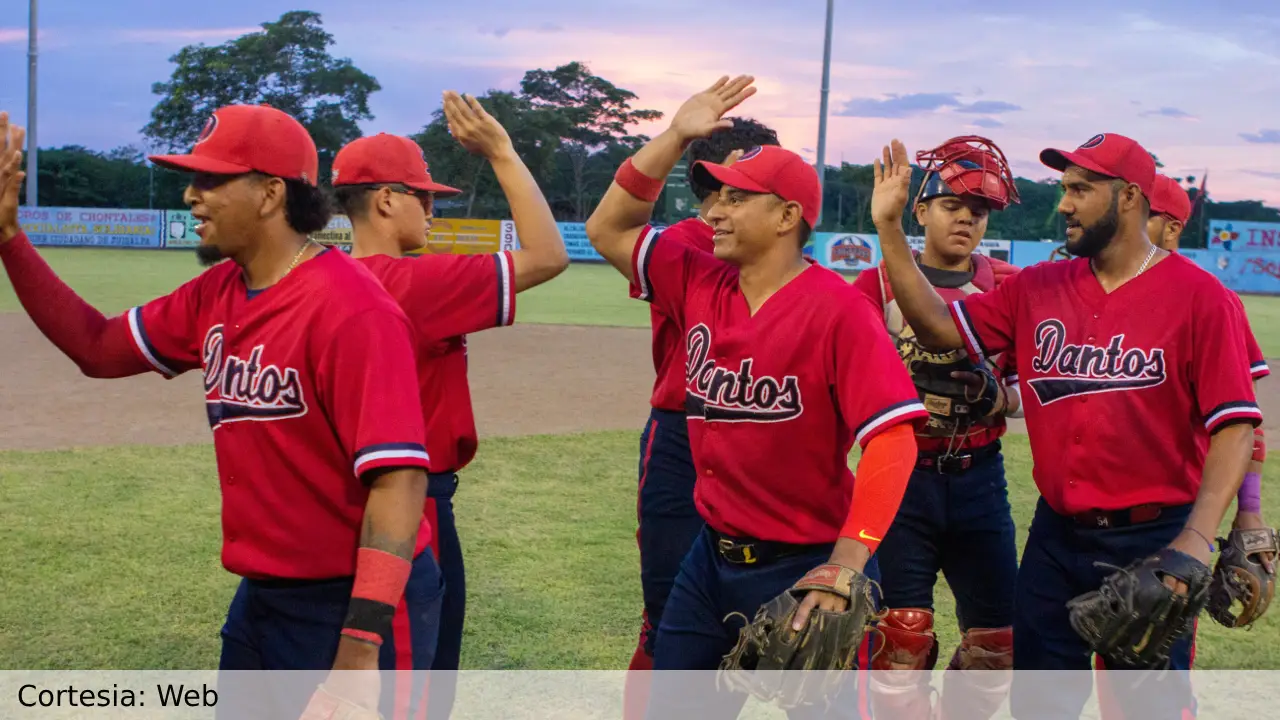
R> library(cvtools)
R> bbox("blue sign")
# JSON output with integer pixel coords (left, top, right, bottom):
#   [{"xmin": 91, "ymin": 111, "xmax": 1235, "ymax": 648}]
[
  {"xmin": 18, "ymin": 206, "xmax": 163, "ymax": 248},
  {"xmin": 557, "ymin": 222, "xmax": 605, "ymax": 262},
  {"xmin": 1206, "ymin": 220, "xmax": 1280, "ymax": 252}
]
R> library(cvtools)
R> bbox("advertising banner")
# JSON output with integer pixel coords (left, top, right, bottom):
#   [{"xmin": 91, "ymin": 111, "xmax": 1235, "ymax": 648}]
[
  {"xmin": 557, "ymin": 222, "xmax": 605, "ymax": 262},
  {"xmin": 1207, "ymin": 220, "xmax": 1280, "ymax": 252},
  {"xmin": 19, "ymin": 207, "xmax": 163, "ymax": 248},
  {"xmin": 412, "ymin": 218, "xmax": 504, "ymax": 255},
  {"xmin": 311, "ymin": 215, "xmax": 353, "ymax": 246},
  {"xmin": 163, "ymin": 210, "xmax": 200, "ymax": 248}
]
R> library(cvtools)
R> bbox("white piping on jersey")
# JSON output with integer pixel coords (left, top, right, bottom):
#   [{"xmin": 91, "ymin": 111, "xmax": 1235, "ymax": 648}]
[
  {"xmin": 950, "ymin": 300, "xmax": 984, "ymax": 360},
  {"xmin": 497, "ymin": 251, "xmax": 515, "ymax": 326},
  {"xmin": 635, "ymin": 227, "xmax": 661, "ymax": 302},
  {"xmin": 856, "ymin": 400, "xmax": 928, "ymax": 446},
  {"xmin": 1204, "ymin": 404, "xmax": 1262, "ymax": 431},
  {"xmin": 127, "ymin": 307, "xmax": 178, "ymax": 378},
  {"xmin": 353, "ymin": 448, "xmax": 431, "ymax": 476}
]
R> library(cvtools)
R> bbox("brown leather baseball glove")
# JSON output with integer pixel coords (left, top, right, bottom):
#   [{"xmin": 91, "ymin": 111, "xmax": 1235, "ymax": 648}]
[{"xmin": 1208, "ymin": 527, "xmax": 1279, "ymax": 629}]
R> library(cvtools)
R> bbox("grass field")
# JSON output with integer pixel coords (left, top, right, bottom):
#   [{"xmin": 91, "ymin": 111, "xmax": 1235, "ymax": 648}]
[{"xmin": 2, "ymin": 248, "xmax": 1280, "ymax": 671}]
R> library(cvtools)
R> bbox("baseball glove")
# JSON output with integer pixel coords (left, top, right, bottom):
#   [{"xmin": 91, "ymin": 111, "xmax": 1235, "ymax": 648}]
[
  {"xmin": 909, "ymin": 352, "xmax": 1003, "ymax": 430},
  {"xmin": 1208, "ymin": 527, "xmax": 1279, "ymax": 629},
  {"xmin": 298, "ymin": 684, "xmax": 383, "ymax": 720},
  {"xmin": 718, "ymin": 564, "xmax": 879, "ymax": 710},
  {"xmin": 1066, "ymin": 547, "xmax": 1212, "ymax": 669}
]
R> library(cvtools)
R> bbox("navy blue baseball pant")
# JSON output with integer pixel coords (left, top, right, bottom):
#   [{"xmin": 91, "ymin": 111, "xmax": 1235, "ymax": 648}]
[
  {"xmin": 215, "ymin": 548, "xmax": 444, "ymax": 720},
  {"xmin": 876, "ymin": 443, "xmax": 1017, "ymax": 628},
  {"xmin": 647, "ymin": 527, "xmax": 880, "ymax": 720},
  {"xmin": 424, "ymin": 472, "xmax": 466, "ymax": 720},
  {"xmin": 1011, "ymin": 497, "xmax": 1197, "ymax": 720},
  {"xmin": 635, "ymin": 408, "xmax": 704, "ymax": 658}
]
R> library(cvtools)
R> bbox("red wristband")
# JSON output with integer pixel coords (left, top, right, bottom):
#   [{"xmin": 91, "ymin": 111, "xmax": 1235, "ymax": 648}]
[
  {"xmin": 352, "ymin": 548, "xmax": 412, "ymax": 605},
  {"xmin": 341, "ymin": 548, "xmax": 413, "ymax": 646},
  {"xmin": 614, "ymin": 158, "xmax": 665, "ymax": 203},
  {"xmin": 1254, "ymin": 426, "xmax": 1267, "ymax": 463}
]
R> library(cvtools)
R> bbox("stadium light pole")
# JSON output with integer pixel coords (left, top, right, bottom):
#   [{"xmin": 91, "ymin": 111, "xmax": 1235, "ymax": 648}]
[
  {"xmin": 814, "ymin": 0, "xmax": 834, "ymax": 228},
  {"xmin": 26, "ymin": 0, "xmax": 38, "ymax": 207}
]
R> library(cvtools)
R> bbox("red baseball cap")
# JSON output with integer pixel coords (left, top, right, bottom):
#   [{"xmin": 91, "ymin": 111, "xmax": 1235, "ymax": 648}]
[
  {"xmin": 691, "ymin": 146, "xmax": 821, "ymax": 228},
  {"xmin": 331, "ymin": 133, "xmax": 461, "ymax": 197},
  {"xmin": 148, "ymin": 104, "xmax": 319, "ymax": 186},
  {"xmin": 1039, "ymin": 133, "xmax": 1156, "ymax": 198},
  {"xmin": 1150, "ymin": 174, "xmax": 1192, "ymax": 224}
]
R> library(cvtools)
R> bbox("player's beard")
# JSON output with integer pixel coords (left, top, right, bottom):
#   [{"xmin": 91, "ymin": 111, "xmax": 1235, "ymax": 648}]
[
  {"xmin": 1065, "ymin": 193, "xmax": 1120, "ymax": 259},
  {"xmin": 195, "ymin": 244, "xmax": 227, "ymax": 267}
]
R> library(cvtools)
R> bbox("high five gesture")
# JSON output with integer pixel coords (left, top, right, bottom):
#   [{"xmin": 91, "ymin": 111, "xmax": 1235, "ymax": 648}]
[
  {"xmin": 586, "ymin": 75, "xmax": 758, "ymax": 280},
  {"xmin": 0, "ymin": 111, "xmax": 28, "ymax": 243}
]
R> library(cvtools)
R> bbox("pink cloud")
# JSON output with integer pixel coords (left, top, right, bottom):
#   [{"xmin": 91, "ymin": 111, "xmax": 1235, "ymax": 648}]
[
  {"xmin": 0, "ymin": 28, "xmax": 29, "ymax": 44},
  {"xmin": 115, "ymin": 27, "xmax": 261, "ymax": 44}
]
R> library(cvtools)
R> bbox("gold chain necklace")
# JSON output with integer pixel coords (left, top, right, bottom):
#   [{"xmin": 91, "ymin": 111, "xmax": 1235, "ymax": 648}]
[{"xmin": 286, "ymin": 239, "xmax": 317, "ymax": 275}]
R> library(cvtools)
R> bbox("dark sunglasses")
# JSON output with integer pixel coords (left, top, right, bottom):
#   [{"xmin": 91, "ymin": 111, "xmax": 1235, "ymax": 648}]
[{"xmin": 380, "ymin": 183, "xmax": 434, "ymax": 209}]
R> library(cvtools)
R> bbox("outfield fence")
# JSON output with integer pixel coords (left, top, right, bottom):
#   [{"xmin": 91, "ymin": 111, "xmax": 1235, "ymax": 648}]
[{"xmin": 17, "ymin": 207, "xmax": 1280, "ymax": 295}]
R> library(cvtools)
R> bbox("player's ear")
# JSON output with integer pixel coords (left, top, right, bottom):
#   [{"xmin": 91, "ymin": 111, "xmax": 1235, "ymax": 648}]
[
  {"xmin": 914, "ymin": 201, "xmax": 930, "ymax": 227},
  {"xmin": 256, "ymin": 176, "xmax": 288, "ymax": 219},
  {"xmin": 375, "ymin": 187, "xmax": 396, "ymax": 218},
  {"xmin": 777, "ymin": 200, "xmax": 803, "ymax": 237}
]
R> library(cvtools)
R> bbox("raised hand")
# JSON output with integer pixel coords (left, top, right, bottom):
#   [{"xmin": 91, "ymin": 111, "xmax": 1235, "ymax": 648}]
[
  {"xmin": 0, "ymin": 111, "xmax": 27, "ymax": 243},
  {"xmin": 871, "ymin": 139, "xmax": 914, "ymax": 227},
  {"xmin": 443, "ymin": 91, "xmax": 516, "ymax": 161},
  {"xmin": 668, "ymin": 75, "xmax": 757, "ymax": 143}
]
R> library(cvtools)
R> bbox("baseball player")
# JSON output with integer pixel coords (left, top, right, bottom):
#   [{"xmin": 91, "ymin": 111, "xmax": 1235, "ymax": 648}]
[
  {"xmin": 586, "ymin": 76, "xmax": 929, "ymax": 719},
  {"xmin": 1148, "ymin": 174, "xmax": 1271, "ymax": 541},
  {"xmin": 330, "ymin": 90, "xmax": 569, "ymax": 717},
  {"xmin": 623, "ymin": 116, "xmax": 780, "ymax": 720},
  {"xmin": 851, "ymin": 135, "xmax": 1022, "ymax": 720},
  {"xmin": 870, "ymin": 133, "xmax": 1261, "ymax": 719},
  {"xmin": 0, "ymin": 107, "xmax": 440, "ymax": 720},
  {"xmin": 1080, "ymin": 174, "xmax": 1279, "ymax": 719}
]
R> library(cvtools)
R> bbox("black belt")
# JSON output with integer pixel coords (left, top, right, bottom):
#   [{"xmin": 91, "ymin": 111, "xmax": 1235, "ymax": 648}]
[
  {"xmin": 915, "ymin": 440, "xmax": 1001, "ymax": 474},
  {"xmin": 708, "ymin": 528, "xmax": 828, "ymax": 566},
  {"xmin": 1071, "ymin": 503, "xmax": 1165, "ymax": 529}
]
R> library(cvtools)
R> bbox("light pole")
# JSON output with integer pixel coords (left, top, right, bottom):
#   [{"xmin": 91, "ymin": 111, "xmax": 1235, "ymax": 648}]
[
  {"xmin": 814, "ymin": 0, "xmax": 834, "ymax": 228},
  {"xmin": 27, "ymin": 0, "xmax": 38, "ymax": 207}
]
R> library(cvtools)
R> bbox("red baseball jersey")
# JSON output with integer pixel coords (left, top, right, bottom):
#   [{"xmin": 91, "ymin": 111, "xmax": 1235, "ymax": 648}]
[
  {"xmin": 356, "ymin": 251, "xmax": 517, "ymax": 472},
  {"xmin": 127, "ymin": 248, "xmax": 432, "ymax": 580},
  {"xmin": 948, "ymin": 253, "xmax": 1262, "ymax": 515},
  {"xmin": 1229, "ymin": 292, "xmax": 1270, "ymax": 381},
  {"xmin": 853, "ymin": 253, "xmax": 1019, "ymax": 454},
  {"xmin": 631, "ymin": 226, "xmax": 929, "ymax": 544},
  {"xmin": 646, "ymin": 218, "xmax": 715, "ymax": 412}
]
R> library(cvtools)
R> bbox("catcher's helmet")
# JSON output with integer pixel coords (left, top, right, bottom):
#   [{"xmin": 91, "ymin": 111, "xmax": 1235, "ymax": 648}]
[{"xmin": 914, "ymin": 135, "xmax": 1020, "ymax": 212}]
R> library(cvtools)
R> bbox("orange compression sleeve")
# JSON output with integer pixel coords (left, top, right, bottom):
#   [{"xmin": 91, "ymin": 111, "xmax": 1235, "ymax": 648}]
[{"xmin": 841, "ymin": 423, "xmax": 918, "ymax": 553}]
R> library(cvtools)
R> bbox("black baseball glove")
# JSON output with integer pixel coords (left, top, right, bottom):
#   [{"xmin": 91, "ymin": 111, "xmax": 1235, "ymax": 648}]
[
  {"xmin": 1066, "ymin": 547, "xmax": 1212, "ymax": 669},
  {"xmin": 1208, "ymin": 527, "xmax": 1279, "ymax": 629},
  {"xmin": 718, "ymin": 564, "xmax": 879, "ymax": 709}
]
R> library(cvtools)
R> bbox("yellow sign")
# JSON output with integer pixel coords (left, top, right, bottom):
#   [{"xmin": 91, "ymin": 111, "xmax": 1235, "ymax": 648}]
[
  {"xmin": 312, "ymin": 216, "xmax": 506, "ymax": 256},
  {"xmin": 413, "ymin": 219, "xmax": 503, "ymax": 256}
]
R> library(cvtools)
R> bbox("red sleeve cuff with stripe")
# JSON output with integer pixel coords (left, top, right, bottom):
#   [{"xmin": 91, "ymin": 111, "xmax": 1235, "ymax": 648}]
[
  {"xmin": 353, "ymin": 442, "xmax": 432, "ymax": 479},
  {"xmin": 1204, "ymin": 401, "xmax": 1264, "ymax": 434},
  {"xmin": 854, "ymin": 398, "xmax": 929, "ymax": 449}
]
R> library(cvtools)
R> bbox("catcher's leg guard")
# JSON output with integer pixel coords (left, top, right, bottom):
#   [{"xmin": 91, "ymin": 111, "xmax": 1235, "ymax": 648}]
[
  {"xmin": 938, "ymin": 627, "xmax": 1013, "ymax": 720},
  {"xmin": 869, "ymin": 608, "xmax": 939, "ymax": 720}
]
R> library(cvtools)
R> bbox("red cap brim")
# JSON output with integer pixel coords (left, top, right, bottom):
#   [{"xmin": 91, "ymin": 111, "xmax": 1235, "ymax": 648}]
[
  {"xmin": 692, "ymin": 161, "xmax": 772, "ymax": 195},
  {"xmin": 1039, "ymin": 149, "xmax": 1117, "ymax": 181},
  {"xmin": 148, "ymin": 154, "xmax": 254, "ymax": 175},
  {"xmin": 406, "ymin": 179, "xmax": 463, "ymax": 198}
]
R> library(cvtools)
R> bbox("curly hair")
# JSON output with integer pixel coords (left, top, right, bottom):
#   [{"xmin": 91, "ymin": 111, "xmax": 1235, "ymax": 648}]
[{"xmin": 684, "ymin": 118, "xmax": 781, "ymax": 202}]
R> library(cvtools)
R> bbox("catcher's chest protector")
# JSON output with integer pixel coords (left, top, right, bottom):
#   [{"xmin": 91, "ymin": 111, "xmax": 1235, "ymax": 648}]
[{"xmin": 879, "ymin": 253, "xmax": 1008, "ymax": 438}]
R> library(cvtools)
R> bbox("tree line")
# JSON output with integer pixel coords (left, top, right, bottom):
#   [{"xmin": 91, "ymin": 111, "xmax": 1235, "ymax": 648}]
[{"xmin": 19, "ymin": 10, "xmax": 1280, "ymax": 246}]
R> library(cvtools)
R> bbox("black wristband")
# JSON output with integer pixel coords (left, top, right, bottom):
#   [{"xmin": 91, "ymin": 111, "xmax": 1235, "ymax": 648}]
[{"xmin": 342, "ymin": 597, "xmax": 396, "ymax": 643}]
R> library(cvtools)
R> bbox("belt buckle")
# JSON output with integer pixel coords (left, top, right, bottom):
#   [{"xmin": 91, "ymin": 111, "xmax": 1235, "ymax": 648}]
[
  {"xmin": 937, "ymin": 453, "xmax": 973, "ymax": 474},
  {"xmin": 718, "ymin": 537, "xmax": 758, "ymax": 565}
]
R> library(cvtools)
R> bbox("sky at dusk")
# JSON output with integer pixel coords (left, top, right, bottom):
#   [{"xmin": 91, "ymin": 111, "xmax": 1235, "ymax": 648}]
[{"xmin": 2, "ymin": 0, "xmax": 1279, "ymax": 205}]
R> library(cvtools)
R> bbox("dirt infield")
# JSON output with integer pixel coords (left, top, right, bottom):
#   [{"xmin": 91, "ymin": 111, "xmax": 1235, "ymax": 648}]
[{"xmin": 3, "ymin": 312, "xmax": 1280, "ymax": 451}]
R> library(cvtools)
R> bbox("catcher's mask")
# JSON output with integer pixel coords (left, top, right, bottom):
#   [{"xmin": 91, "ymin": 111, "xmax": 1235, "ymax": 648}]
[{"xmin": 914, "ymin": 136, "xmax": 1020, "ymax": 212}]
